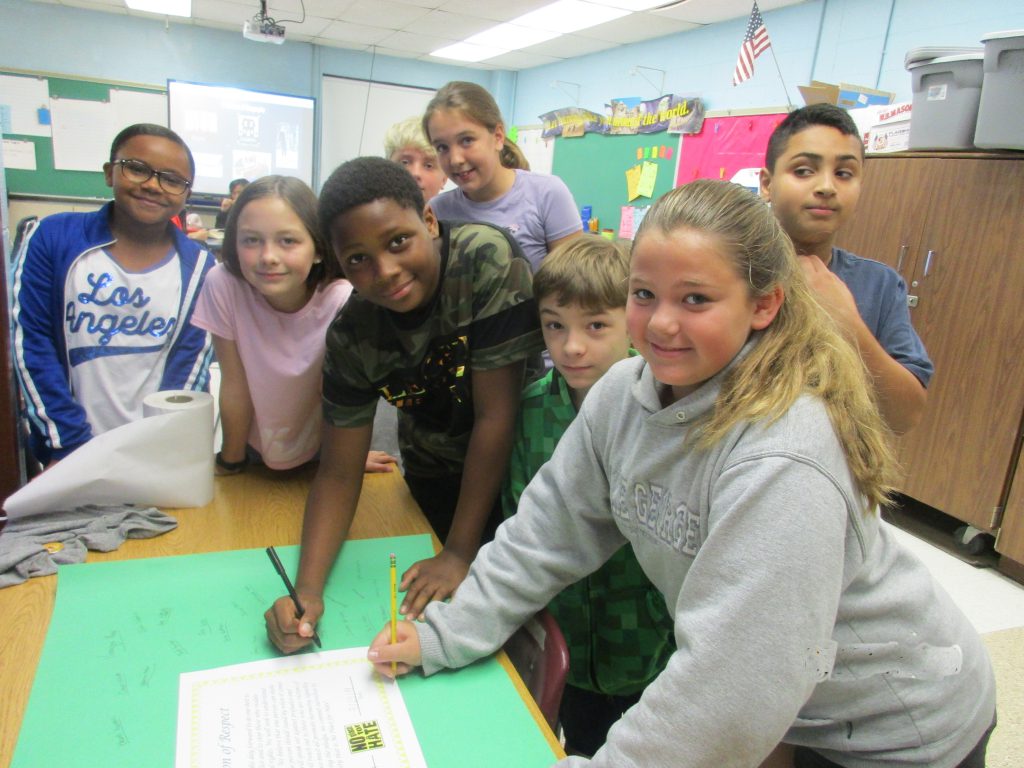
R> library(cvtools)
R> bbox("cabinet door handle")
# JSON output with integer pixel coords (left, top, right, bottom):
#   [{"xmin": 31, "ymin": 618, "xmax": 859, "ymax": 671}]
[
  {"xmin": 896, "ymin": 244, "xmax": 908, "ymax": 272},
  {"xmin": 924, "ymin": 249, "xmax": 936, "ymax": 277}
]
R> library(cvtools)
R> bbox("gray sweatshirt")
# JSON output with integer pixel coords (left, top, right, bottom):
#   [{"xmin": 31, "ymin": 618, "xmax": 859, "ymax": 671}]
[{"xmin": 416, "ymin": 355, "xmax": 995, "ymax": 768}]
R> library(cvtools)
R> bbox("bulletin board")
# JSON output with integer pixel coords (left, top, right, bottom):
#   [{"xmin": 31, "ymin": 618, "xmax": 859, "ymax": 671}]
[
  {"xmin": 1, "ymin": 70, "xmax": 166, "ymax": 199},
  {"xmin": 551, "ymin": 131, "xmax": 679, "ymax": 239},
  {"xmin": 674, "ymin": 112, "xmax": 787, "ymax": 187}
]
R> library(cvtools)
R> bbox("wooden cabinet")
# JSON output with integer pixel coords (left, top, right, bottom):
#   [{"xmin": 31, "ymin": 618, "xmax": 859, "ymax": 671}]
[
  {"xmin": 835, "ymin": 152, "xmax": 1024, "ymax": 538},
  {"xmin": 999, "ymin": 448, "xmax": 1024, "ymax": 573}
]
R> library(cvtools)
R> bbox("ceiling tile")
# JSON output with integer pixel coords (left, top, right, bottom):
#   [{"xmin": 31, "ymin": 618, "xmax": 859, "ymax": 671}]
[
  {"xmin": 576, "ymin": 12, "xmax": 698, "ymax": 44},
  {"xmin": 281, "ymin": 0, "xmax": 355, "ymax": 18},
  {"xmin": 318, "ymin": 19, "xmax": 398, "ymax": 45},
  {"xmin": 376, "ymin": 29, "xmax": 460, "ymax": 56},
  {"xmin": 413, "ymin": 9, "xmax": 497, "ymax": 39},
  {"xmin": 483, "ymin": 49, "xmax": 566, "ymax": 69},
  {"xmin": 334, "ymin": 0, "xmax": 433, "ymax": 28},
  {"xmin": 526, "ymin": 32, "xmax": 618, "ymax": 59},
  {"xmin": 653, "ymin": 0, "xmax": 804, "ymax": 25},
  {"xmin": 435, "ymin": 0, "xmax": 552, "ymax": 24},
  {"xmin": 366, "ymin": 44, "xmax": 432, "ymax": 61}
]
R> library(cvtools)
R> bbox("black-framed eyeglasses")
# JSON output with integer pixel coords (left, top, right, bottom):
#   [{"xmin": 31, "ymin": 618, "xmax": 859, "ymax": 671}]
[{"xmin": 113, "ymin": 158, "xmax": 192, "ymax": 195}]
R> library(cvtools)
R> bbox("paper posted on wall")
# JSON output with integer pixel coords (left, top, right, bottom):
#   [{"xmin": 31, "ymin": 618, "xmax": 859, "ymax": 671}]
[{"xmin": 176, "ymin": 647, "xmax": 426, "ymax": 768}]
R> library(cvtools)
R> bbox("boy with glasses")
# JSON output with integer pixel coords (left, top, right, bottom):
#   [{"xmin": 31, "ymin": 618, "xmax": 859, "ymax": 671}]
[{"xmin": 12, "ymin": 123, "xmax": 215, "ymax": 467}]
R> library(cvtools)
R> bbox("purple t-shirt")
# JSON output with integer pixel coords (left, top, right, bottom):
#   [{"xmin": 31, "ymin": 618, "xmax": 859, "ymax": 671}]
[{"xmin": 428, "ymin": 169, "xmax": 581, "ymax": 271}]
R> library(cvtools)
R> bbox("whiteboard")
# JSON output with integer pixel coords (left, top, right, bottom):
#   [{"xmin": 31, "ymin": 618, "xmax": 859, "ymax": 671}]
[
  {"xmin": 51, "ymin": 97, "xmax": 109, "ymax": 171},
  {"xmin": 0, "ymin": 74, "xmax": 52, "ymax": 137},
  {"xmin": 50, "ymin": 90, "xmax": 167, "ymax": 172},
  {"xmin": 319, "ymin": 76, "xmax": 436, "ymax": 186}
]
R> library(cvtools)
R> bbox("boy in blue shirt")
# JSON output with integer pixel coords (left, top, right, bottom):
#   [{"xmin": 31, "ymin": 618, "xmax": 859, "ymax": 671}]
[
  {"xmin": 759, "ymin": 103, "xmax": 932, "ymax": 434},
  {"xmin": 265, "ymin": 157, "xmax": 543, "ymax": 651},
  {"xmin": 501, "ymin": 235, "xmax": 674, "ymax": 756}
]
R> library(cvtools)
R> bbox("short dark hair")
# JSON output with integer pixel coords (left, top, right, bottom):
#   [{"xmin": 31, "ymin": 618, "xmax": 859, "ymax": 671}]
[
  {"xmin": 221, "ymin": 175, "xmax": 341, "ymax": 290},
  {"xmin": 228, "ymin": 178, "xmax": 249, "ymax": 195},
  {"xmin": 764, "ymin": 104, "xmax": 862, "ymax": 172},
  {"xmin": 318, "ymin": 156, "xmax": 425, "ymax": 247},
  {"xmin": 109, "ymin": 123, "xmax": 195, "ymax": 178}
]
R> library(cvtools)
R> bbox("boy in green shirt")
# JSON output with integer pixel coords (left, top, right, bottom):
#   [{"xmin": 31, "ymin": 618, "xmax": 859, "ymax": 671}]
[{"xmin": 500, "ymin": 234, "xmax": 675, "ymax": 756}]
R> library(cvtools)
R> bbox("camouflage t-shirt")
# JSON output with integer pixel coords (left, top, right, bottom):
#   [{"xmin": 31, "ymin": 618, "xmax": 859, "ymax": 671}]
[{"xmin": 322, "ymin": 221, "xmax": 543, "ymax": 477}]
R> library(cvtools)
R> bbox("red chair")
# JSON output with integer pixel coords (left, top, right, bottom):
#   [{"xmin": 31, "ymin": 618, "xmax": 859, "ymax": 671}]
[{"xmin": 503, "ymin": 609, "xmax": 570, "ymax": 734}]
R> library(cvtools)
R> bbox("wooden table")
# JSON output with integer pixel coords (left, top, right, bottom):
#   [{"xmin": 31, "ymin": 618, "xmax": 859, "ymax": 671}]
[{"xmin": 0, "ymin": 466, "xmax": 563, "ymax": 767}]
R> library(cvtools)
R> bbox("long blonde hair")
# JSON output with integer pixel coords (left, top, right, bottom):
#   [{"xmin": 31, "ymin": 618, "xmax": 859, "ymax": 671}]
[
  {"xmin": 423, "ymin": 81, "xmax": 530, "ymax": 171},
  {"xmin": 635, "ymin": 179, "xmax": 897, "ymax": 510}
]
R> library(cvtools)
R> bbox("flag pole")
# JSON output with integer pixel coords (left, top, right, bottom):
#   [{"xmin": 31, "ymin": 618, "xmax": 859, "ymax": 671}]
[{"xmin": 768, "ymin": 45, "xmax": 794, "ymax": 111}]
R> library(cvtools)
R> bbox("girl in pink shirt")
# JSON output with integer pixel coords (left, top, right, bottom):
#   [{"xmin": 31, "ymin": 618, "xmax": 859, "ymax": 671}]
[{"xmin": 192, "ymin": 176, "xmax": 396, "ymax": 474}]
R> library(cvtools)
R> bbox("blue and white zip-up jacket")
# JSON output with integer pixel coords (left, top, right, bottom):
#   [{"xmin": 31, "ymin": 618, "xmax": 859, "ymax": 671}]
[{"xmin": 11, "ymin": 202, "xmax": 215, "ymax": 464}]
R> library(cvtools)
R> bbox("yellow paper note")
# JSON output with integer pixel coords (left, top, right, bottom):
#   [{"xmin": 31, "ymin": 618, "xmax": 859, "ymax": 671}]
[
  {"xmin": 638, "ymin": 161, "xmax": 658, "ymax": 198},
  {"xmin": 626, "ymin": 164, "xmax": 643, "ymax": 201}
]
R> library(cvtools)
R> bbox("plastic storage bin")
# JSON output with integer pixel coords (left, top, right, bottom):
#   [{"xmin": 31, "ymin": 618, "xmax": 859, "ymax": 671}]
[
  {"xmin": 907, "ymin": 53, "xmax": 985, "ymax": 150},
  {"xmin": 974, "ymin": 30, "xmax": 1024, "ymax": 151}
]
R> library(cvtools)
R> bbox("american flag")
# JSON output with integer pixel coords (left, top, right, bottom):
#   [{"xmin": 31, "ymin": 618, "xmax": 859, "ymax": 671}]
[{"xmin": 733, "ymin": 1, "xmax": 772, "ymax": 85}]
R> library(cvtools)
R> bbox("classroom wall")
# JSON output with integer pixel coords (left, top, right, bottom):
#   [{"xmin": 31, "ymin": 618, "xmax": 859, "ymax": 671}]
[
  {"xmin": 511, "ymin": 0, "xmax": 1024, "ymax": 125},
  {"xmin": 3, "ymin": 0, "xmax": 1023, "ymax": 149}
]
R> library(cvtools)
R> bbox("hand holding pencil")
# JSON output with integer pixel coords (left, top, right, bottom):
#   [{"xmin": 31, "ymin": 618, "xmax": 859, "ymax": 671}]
[
  {"xmin": 368, "ymin": 619, "xmax": 422, "ymax": 679},
  {"xmin": 369, "ymin": 553, "xmax": 422, "ymax": 679}
]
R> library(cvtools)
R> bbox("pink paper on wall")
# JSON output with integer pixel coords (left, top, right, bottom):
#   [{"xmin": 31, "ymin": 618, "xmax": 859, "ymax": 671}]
[{"xmin": 675, "ymin": 113, "xmax": 787, "ymax": 187}]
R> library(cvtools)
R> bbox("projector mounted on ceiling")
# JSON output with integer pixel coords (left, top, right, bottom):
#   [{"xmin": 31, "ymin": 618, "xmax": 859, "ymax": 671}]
[
  {"xmin": 243, "ymin": 1, "xmax": 285, "ymax": 45},
  {"xmin": 243, "ymin": 18, "xmax": 285, "ymax": 44}
]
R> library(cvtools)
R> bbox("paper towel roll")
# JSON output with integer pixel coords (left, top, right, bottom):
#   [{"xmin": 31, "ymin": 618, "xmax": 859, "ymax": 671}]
[
  {"xmin": 143, "ymin": 389, "xmax": 214, "ymax": 418},
  {"xmin": 3, "ymin": 390, "xmax": 216, "ymax": 517}
]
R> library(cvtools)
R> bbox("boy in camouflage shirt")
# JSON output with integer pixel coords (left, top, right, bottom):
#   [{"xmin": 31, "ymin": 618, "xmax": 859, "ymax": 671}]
[
  {"xmin": 265, "ymin": 157, "xmax": 543, "ymax": 653},
  {"xmin": 500, "ymin": 235, "xmax": 675, "ymax": 756}
]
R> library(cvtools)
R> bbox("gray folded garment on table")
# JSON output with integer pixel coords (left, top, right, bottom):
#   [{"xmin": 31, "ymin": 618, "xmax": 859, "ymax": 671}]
[{"xmin": 0, "ymin": 505, "xmax": 177, "ymax": 588}]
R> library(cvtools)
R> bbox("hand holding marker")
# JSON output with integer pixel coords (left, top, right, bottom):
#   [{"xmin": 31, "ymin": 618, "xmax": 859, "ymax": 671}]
[{"xmin": 266, "ymin": 546, "xmax": 321, "ymax": 649}]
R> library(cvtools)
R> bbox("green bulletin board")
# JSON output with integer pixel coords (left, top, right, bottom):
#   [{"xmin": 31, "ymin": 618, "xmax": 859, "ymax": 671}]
[
  {"xmin": 2, "ymin": 70, "xmax": 165, "ymax": 199},
  {"xmin": 551, "ymin": 131, "xmax": 679, "ymax": 238}
]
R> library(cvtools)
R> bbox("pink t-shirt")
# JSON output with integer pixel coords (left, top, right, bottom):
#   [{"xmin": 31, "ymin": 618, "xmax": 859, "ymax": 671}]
[{"xmin": 192, "ymin": 264, "xmax": 352, "ymax": 469}]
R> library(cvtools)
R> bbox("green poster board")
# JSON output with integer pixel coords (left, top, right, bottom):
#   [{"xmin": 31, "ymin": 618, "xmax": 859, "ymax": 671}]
[
  {"xmin": 2, "ymin": 70, "xmax": 165, "ymax": 199},
  {"xmin": 12, "ymin": 535, "xmax": 558, "ymax": 767},
  {"xmin": 551, "ymin": 131, "xmax": 679, "ymax": 237}
]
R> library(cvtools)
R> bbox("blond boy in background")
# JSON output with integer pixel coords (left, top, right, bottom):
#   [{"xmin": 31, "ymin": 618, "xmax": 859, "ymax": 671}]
[{"xmin": 384, "ymin": 115, "xmax": 447, "ymax": 202}]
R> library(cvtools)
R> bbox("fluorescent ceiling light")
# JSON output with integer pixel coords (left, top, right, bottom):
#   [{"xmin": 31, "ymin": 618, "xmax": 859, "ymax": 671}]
[
  {"xmin": 468, "ymin": 23, "xmax": 562, "ymax": 50},
  {"xmin": 514, "ymin": 0, "xmax": 630, "ymax": 34},
  {"xmin": 431, "ymin": 41, "xmax": 511, "ymax": 63},
  {"xmin": 429, "ymin": 0, "xmax": 646, "ymax": 63},
  {"xmin": 588, "ymin": 0, "xmax": 673, "ymax": 9},
  {"xmin": 126, "ymin": 0, "xmax": 191, "ymax": 17}
]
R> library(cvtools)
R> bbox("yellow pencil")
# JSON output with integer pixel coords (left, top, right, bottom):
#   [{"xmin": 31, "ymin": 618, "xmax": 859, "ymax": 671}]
[{"xmin": 389, "ymin": 553, "xmax": 397, "ymax": 675}]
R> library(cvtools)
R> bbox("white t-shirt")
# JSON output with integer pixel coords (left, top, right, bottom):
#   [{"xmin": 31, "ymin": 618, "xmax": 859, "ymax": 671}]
[
  {"xmin": 191, "ymin": 264, "xmax": 353, "ymax": 469},
  {"xmin": 65, "ymin": 246, "xmax": 182, "ymax": 435}
]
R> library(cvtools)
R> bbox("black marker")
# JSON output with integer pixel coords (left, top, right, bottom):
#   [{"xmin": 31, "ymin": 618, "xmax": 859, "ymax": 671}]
[{"xmin": 266, "ymin": 546, "xmax": 322, "ymax": 648}]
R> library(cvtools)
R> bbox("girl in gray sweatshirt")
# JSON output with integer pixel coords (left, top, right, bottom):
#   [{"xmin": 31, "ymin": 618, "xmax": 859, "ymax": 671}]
[{"xmin": 368, "ymin": 179, "xmax": 996, "ymax": 768}]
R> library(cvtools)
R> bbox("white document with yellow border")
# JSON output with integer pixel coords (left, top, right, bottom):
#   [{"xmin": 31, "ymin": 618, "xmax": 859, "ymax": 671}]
[{"xmin": 175, "ymin": 647, "xmax": 426, "ymax": 768}]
